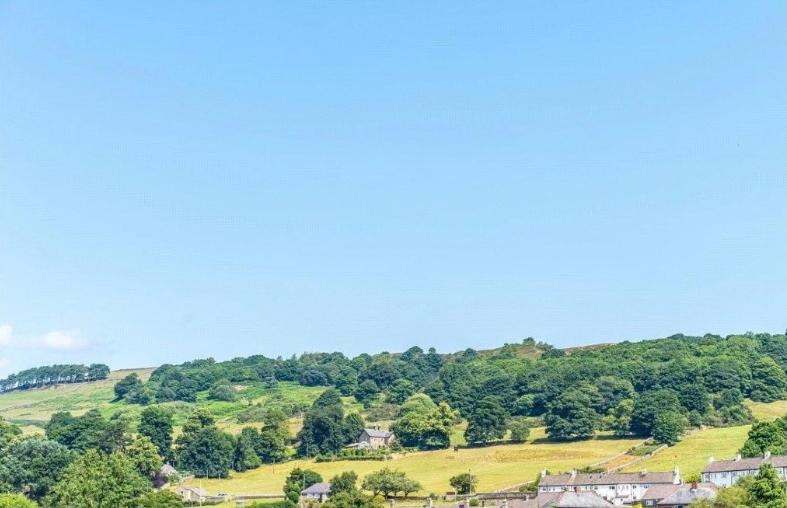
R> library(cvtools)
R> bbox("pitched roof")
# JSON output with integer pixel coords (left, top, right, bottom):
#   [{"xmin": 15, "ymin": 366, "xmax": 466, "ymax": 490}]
[
  {"xmin": 177, "ymin": 486, "xmax": 210, "ymax": 497},
  {"xmin": 363, "ymin": 428, "xmax": 393, "ymax": 438},
  {"xmin": 540, "ymin": 491, "xmax": 614, "ymax": 507},
  {"xmin": 302, "ymin": 482, "xmax": 332, "ymax": 495},
  {"xmin": 160, "ymin": 464, "xmax": 178, "ymax": 476},
  {"xmin": 658, "ymin": 484, "xmax": 717, "ymax": 505},
  {"xmin": 541, "ymin": 471, "xmax": 675, "ymax": 487},
  {"xmin": 702, "ymin": 454, "xmax": 787, "ymax": 473},
  {"xmin": 640, "ymin": 484, "xmax": 680, "ymax": 501},
  {"xmin": 702, "ymin": 457, "xmax": 764, "ymax": 473}
]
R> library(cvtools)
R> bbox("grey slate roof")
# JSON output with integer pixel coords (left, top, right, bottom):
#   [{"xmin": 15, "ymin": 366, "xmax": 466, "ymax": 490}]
[
  {"xmin": 540, "ymin": 491, "xmax": 614, "ymax": 507},
  {"xmin": 363, "ymin": 428, "xmax": 393, "ymax": 438},
  {"xmin": 658, "ymin": 484, "xmax": 717, "ymax": 505},
  {"xmin": 640, "ymin": 484, "xmax": 680, "ymax": 501},
  {"xmin": 302, "ymin": 482, "xmax": 332, "ymax": 495},
  {"xmin": 540, "ymin": 471, "xmax": 675, "ymax": 487},
  {"xmin": 702, "ymin": 454, "xmax": 787, "ymax": 473}
]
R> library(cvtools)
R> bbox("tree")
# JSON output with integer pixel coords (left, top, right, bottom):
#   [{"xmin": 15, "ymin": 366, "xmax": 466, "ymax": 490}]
[
  {"xmin": 513, "ymin": 394, "xmax": 535, "ymax": 416},
  {"xmin": 175, "ymin": 409, "xmax": 234, "ymax": 478},
  {"xmin": 330, "ymin": 471, "xmax": 359, "ymax": 495},
  {"xmin": 0, "ymin": 494, "xmax": 37, "ymax": 508},
  {"xmin": 749, "ymin": 357, "xmax": 787, "ymax": 402},
  {"xmin": 0, "ymin": 418, "xmax": 21, "ymax": 452},
  {"xmin": 137, "ymin": 490, "xmax": 185, "ymax": 508},
  {"xmin": 593, "ymin": 376, "xmax": 635, "ymax": 414},
  {"xmin": 139, "ymin": 406, "xmax": 174, "ymax": 462},
  {"xmin": 45, "ymin": 409, "xmax": 128, "ymax": 453},
  {"xmin": 362, "ymin": 468, "xmax": 421, "ymax": 498},
  {"xmin": 740, "ymin": 421, "xmax": 786, "ymax": 458},
  {"xmin": 508, "ymin": 418, "xmax": 530, "ymax": 443},
  {"xmin": 391, "ymin": 395, "xmax": 454, "ymax": 449},
  {"xmin": 355, "ymin": 380, "xmax": 380, "ymax": 406},
  {"xmin": 651, "ymin": 410, "xmax": 685, "ymax": 445},
  {"xmin": 284, "ymin": 468, "xmax": 323, "ymax": 506},
  {"xmin": 748, "ymin": 464, "xmax": 787, "ymax": 507},
  {"xmin": 207, "ymin": 380, "xmax": 237, "ymax": 402},
  {"xmin": 387, "ymin": 379, "xmax": 416, "ymax": 405},
  {"xmin": 344, "ymin": 413, "xmax": 366, "ymax": 444},
  {"xmin": 464, "ymin": 396, "xmax": 509, "ymax": 444},
  {"xmin": 45, "ymin": 450, "xmax": 150, "ymax": 508},
  {"xmin": 0, "ymin": 438, "xmax": 73, "ymax": 501},
  {"xmin": 233, "ymin": 427, "xmax": 262, "ymax": 472},
  {"xmin": 630, "ymin": 390, "xmax": 682, "ymax": 437},
  {"xmin": 127, "ymin": 436, "xmax": 164, "ymax": 480},
  {"xmin": 545, "ymin": 387, "xmax": 599, "ymax": 440},
  {"xmin": 256, "ymin": 409, "xmax": 290, "ymax": 463},
  {"xmin": 449, "ymin": 473, "xmax": 478, "ymax": 495},
  {"xmin": 114, "ymin": 373, "xmax": 142, "ymax": 401}
]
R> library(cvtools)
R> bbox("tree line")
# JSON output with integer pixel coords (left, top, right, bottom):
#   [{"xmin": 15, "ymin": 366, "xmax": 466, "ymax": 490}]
[
  {"xmin": 0, "ymin": 364, "xmax": 110, "ymax": 393},
  {"xmin": 113, "ymin": 332, "xmax": 786, "ymax": 446}
]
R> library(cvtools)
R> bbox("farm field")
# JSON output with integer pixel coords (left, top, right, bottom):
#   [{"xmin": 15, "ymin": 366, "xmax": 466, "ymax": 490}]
[
  {"xmin": 622, "ymin": 425, "xmax": 751, "ymax": 477},
  {"xmin": 747, "ymin": 399, "xmax": 787, "ymax": 421},
  {"xmin": 184, "ymin": 428, "xmax": 643, "ymax": 496}
]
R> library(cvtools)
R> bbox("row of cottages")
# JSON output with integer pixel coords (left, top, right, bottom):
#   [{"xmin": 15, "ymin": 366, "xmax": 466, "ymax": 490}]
[
  {"xmin": 701, "ymin": 452, "xmax": 787, "ymax": 487},
  {"xmin": 538, "ymin": 468, "xmax": 681, "ymax": 505}
]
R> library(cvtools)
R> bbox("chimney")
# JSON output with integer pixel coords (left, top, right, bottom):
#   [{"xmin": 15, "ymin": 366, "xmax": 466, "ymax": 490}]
[
  {"xmin": 672, "ymin": 466, "xmax": 680, "ymax": 484},
  {"xmin": 764, "ymin": 451, "xmax": 771, "ymax": 460},
  {"xmin": 691, "ymin": 482, "xmax": 698, "ymax": 490},
  {"xmin": 708, "ymin": 456, "xmax": 715, "ymax": 464},
  {"xmin": 735, "ymin": 454, "xmax": 741, "ymax": 461},
  {"xmin": 541, "ymin": 469, "xmax": 547, "ymax": 478},
  {"xmin": 640, "ymin": 469, "xmax": 647, "ymax": 477},
  {"xmin": 570, "ymin": 470, "xmax": 577, "ymax": 480}
]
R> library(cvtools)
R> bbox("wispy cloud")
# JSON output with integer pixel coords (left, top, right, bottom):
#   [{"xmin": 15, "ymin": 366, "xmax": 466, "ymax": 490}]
[{"xmin": 0, "ymin": 323, "xmax": 88, "ymax": 351}]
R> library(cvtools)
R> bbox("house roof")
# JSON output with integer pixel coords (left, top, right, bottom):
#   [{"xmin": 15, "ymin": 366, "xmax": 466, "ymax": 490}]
[
  {"xmin": 302, "ymin": 482, "xmax": 332, "ymax": 495},
  {"xmin": 658, "ymin": 484, "xmax": 717, "ymax": 505},
  {"xmin": 702, "ymin": 454, "xmax": 787, "ymax": 473},
  {"xmin": 541, "ymin": 471, "xmax": 675, "ymax": 487},
  {"xmin": 177, "ymin": 486, "xmax": 210, "ymax": 497},
  {"xmin": 160, "ymin": 464, "xmax": 178, "ymax": 476},
  {"xmin": 640, "ymin": 484, "xmax": 680, "ymax": 501},
  {"xmin": 541, "ymin": 491, "xmax": 614, "ymax": 507},
  {"xmin": 363, "ymin": 428, "xmax": 393, "ymax": 438}
]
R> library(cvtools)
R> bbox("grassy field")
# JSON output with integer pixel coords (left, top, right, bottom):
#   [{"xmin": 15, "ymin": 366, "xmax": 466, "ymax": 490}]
[
  {"xmin": 622, "ymin": 425, "xmax": 751, "ymax": 477},
  {"xmin": 184, "ymin": 428, "xmax": 642, "ymax": 496},
  {"xmin": 747, "ymin": 399, "xmax": 787, "ymax": 421},
  {"xmin": 0, "ymin": 370, "xmax": 334, "ymax": 434},
  {"xmin": 0, "ymin": 368, "xmax": 154, "ymax": 427}
]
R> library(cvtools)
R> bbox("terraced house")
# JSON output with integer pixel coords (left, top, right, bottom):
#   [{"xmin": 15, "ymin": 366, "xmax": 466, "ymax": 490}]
[
  {"xmin": 538, "ymin": 469, "xmax": 681, "ymax": 504},
  {"xmin": 701, "ymin": 452, "xmax": 787, "ymax": 488}
]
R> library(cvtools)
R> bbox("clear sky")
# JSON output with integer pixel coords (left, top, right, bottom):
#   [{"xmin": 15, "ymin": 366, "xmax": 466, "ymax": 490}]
[{"xmin": 0, "ymin": 1, "xmax": 784, "ymax": 376}]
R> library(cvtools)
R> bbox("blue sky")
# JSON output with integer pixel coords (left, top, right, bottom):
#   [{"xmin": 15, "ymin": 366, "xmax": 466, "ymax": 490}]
[{"xmin": 0, "ymin": 1, "xmax": 784, "ymax": 375}]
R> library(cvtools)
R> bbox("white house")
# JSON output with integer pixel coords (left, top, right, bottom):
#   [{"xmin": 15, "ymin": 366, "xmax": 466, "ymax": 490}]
[
  {"xmin": 538, "ymin": 468, "xmax": 681, "ymax": 504},
  {"xmin": 701, "ymin": 452, "xmax": 787, "ymax": 488}
]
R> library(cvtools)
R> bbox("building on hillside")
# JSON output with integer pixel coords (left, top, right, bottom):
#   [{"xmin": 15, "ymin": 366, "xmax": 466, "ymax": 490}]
[
  {"xmin": 175, "ymin": 486, "xmax": 210, "ymax": 504},
  {"xmin": 538, "ymin": 468, "xmax": 681, "ymax": 504},
  {"xmin": 154, "ymin": 463, "xmax": 179, "ymax": 487},
  {"xmin": 701, "ymin": 452, "xmax": 787, "ymax": 487},
  {"xmin": 302, "ymin": 482, "xmax": 332, "ymax": 502},
  {"xmin": 357, "ymin": 427, "xmax": 396, "ymax": 449},
  {"xmin": 640, "ymin": 482, "xmax": 717, "ymax": 507}
]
